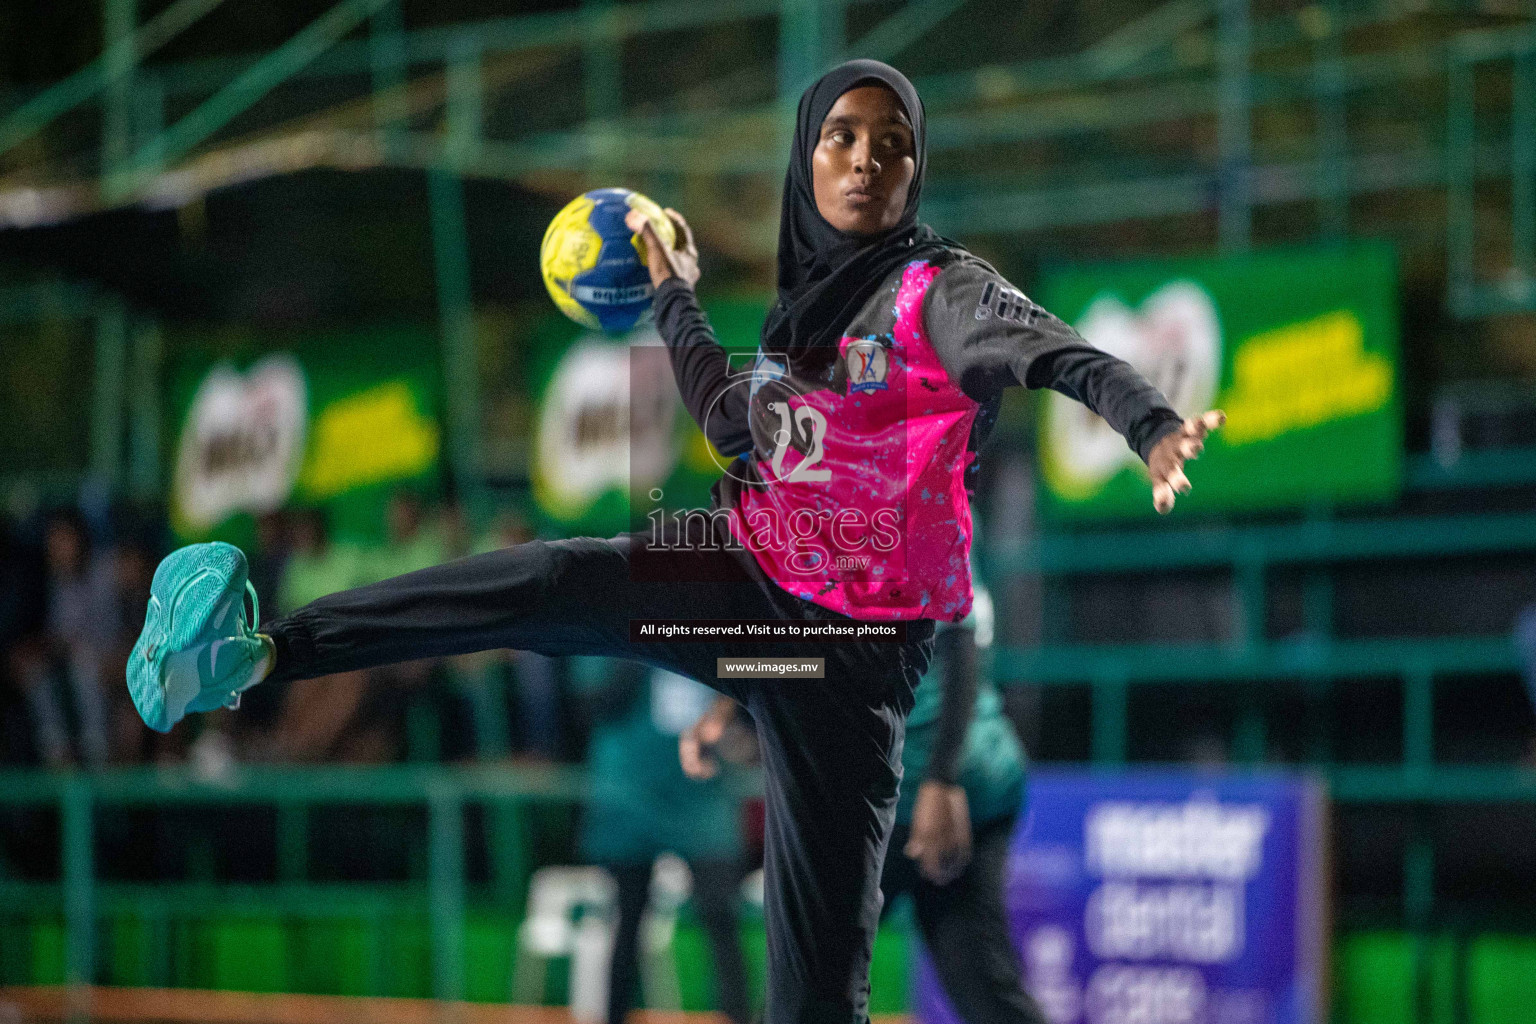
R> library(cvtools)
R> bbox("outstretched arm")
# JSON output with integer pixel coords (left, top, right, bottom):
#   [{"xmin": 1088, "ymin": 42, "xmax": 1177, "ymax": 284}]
[
  {"xmin": 924, "ymin": 258, "xmax": 1223, "ymax": 514},
  {"xmin": 1027, "ymin": 349, "xmax": 1225, "ymax": 513},
  {"xmin": 628, "ymin": 209, "xmax": 753, "ymax": 457}
]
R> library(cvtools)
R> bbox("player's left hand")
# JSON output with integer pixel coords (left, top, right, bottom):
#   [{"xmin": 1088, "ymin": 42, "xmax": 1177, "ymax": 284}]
[
  {"xmin": 1148, "ymin": 410, "xmax": 1226, "ymax": 514},
  {"xmin": 905, "ymin": 781, "xmax": 972, "ymax": 885}
]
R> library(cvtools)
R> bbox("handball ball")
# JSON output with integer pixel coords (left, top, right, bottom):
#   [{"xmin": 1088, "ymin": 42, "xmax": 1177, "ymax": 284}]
[{"xmin": 541, "ymin": 187, "xmax": 677, "ymax": 333}]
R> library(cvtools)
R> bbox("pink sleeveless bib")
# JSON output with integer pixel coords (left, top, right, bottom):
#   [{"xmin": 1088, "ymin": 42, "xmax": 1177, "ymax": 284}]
[{"xmin": 728, "ymin": 261, "xmax": 979, "ymax": 621}]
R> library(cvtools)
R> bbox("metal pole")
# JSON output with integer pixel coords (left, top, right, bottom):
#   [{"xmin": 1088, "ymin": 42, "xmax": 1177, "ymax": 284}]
[
  {"xmin": 62, "ymin": 779, "xmax": 96, "ymax": 990},
  {"xmin": 582, "ymin": 0, "xmax": 624, "ymax": 177},
  {"xmin": 92, "ymin": 299, "xmax": 128, "ymax": 491},
  {"xmin": 133, "ymin": 72, "xmax": 165, "ymax": 178},
  {"xmin": 1302, "ymin": 569, "xmax": 1333, "ymax": 640},
  {"xmin": 1041, "ymin": 576, "xmax": 1069, "ymax": 646},
  {"xmin": 1234, "ymin": 699, "xmax": 1266, "ymax": 763},
  {"xmin": 1090, "ymin": 671, "xmax": 1128, "ymax": 764},
  {"xmin": 276, "ymin": 803, "xmax": 307, "ymax": 883},
  {"xmin": 1447, "ymin": 54, "xmax": 1476, "ymax": 316},
  {"xmin": 1403, "ymin": 665, "xmax": 1434, "ymax": 777},
  {"xmin": 1216, "ymin": 0, "xmax": 1252, "ymax": 252},
  {"xmin": 1314, "ymin": 0, "xmax": 1348, "ymax": 242},
  {"xmin": 1302, "ymin": 556, "xmax": 1334, "ymax": 763},
  {"xmin": 1232, "ymin": 546, "xmax": 1265, "ymax": 651},
  {"xmin": 127, "ymin": 317, "xmax": 162, "ymax": 499},
  {"xmin": 1511, "ymin": 51, "xmax": 1534, "ymax": 282},
  {"xmin": 369, "ymin": 0, "xmax": 407, "ymax": 163},
  {"xmin": 428, "ymin": 166, "xmax": 481, "ymax": 491},
  {"xmin": 445, "ymin": 33, "xmax": 483, "ymax": 170},
  {"xmin": 1405, "ymin": 827, "xmax": 1435, "ymax": 1024},
  {"xmin": 102, "ymin": 0, "xmax": 138, "ymax": 201},
  {"xmin": 427, "ymin": 783, "xmax": 466, "ymax": 1002}
]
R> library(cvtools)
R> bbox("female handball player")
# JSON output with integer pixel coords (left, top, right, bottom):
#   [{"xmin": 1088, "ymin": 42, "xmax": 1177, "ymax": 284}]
[{"xmin": 129, "ymin": 58, "xmax": 1222, "ymax": 1024}]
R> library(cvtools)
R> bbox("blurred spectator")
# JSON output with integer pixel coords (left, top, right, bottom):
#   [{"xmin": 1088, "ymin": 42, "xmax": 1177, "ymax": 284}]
[
  {"xmin": 1514, "ymin": 602, "xmax": 1536, "ymax": 763},
  {"xmin": 278, "ymin": 507, "xmax": 363, "ymax": 616},
  {"xmin": 261, "ymin": 507, "xmax": 377, "ymax": 761},
  {"xmin": 438, "ymin": 498, "xmax": 519, "ymax": 761},
  {"xmin": 0, "ymin": 514, "xmax": 47, "ymax": 764},
  {"xmin": 9, "ymin": 509, "xmax": 117, "ymax": 767},
  {"xmin": 366, "ymin": 490, "xmax": 470, "ymax": 761},
  {"xmin": 462, "ymin": 511, "xmax": 568, "ymax": 762},
  {"xmin": 247, "ymin": 510, "xmax": 292, "ymax": 628},
  {"xmin": 262, "ymin": 662, "xmax": 385, "ymax": 763},
  {"xmin": 263, "ymin": 496, "xmax": 471, "ymax": 763},
  {"xmin": 360, "ymin": 489, "xmax": 448, "ymax": 584},
  {"xmin": 107, "ymin": 528, "xmax": 171, "ymax": 763},
  {"xmin": 574, "ymin": 659, "xmax": 750, "ymax": 1024}
]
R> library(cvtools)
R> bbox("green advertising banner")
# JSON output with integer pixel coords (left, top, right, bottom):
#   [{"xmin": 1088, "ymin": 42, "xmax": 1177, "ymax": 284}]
[
  {"xmin": 1037, "ymin": 244, "xmax": 1402, "ymax": 521},
  {"xmin": 529, "ymin": 297, "xmax": 768, "ymax": 537},
  {"xmin": 168, "ymin": 327, "xmax": 442, "ymax": 545}
]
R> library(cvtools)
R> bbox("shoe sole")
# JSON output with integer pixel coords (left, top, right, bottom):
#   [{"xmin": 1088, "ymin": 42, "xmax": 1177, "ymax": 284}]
[{"xmin": 129, "ymin": 546, "xmax": 250, "ymax": 733}]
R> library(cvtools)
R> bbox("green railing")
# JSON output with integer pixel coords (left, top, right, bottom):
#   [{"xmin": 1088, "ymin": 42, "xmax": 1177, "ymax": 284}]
[
  {"xmin": 0, "ymin": 764, "xmax": 590, "ymax": 1002},
  {"xmin": 4, "ymin": 761, "xmax": 1536, "ymax": 1013},
  {"xmin": 990, "ymin": 500, "xmax": 1536, "ymax": 766},
  {"xmin": 987, "ymin": 444, "xmax": 1536, "ymax": 762}
]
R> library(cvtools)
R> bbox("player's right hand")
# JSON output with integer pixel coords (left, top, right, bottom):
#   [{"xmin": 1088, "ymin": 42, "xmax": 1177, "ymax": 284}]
[
  {"xmin": 626, "ymin": 207, "xmax": 700, "ymax": 290},
  {"xmin": 679, "ymin": 696, "xmax": 735, "ymax": 780},
  {"xmin": 906, "ymin": 781, "xmax": 973, "ymax": 885}
]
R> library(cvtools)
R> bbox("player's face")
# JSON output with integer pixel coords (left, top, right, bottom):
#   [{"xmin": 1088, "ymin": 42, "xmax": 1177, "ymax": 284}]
[{"xmin": 811, "ymin": 85, "xmax": 916, "ymax": 235}]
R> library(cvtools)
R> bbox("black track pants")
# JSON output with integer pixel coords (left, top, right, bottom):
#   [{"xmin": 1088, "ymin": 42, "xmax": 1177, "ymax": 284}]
[
  {"xmin": 263, "ymin": 533, "xmax": 932, "ymax": 1024},
  {"xmin": 881, "ymin": 812, "xmax": 1047, "ymax": 1024}
]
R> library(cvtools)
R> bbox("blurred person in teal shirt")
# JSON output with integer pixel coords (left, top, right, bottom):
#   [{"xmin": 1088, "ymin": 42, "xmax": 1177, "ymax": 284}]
[
  {"xmin": 575, "ymin": 658, "xmax": 751, "ymax": 1024},
  {"xmin": 1515, "ymin": 601, "xmax": 1536, "ymax": 762},
  {"xmin": 877, "ymin": 579, "xmax": 1043, "ymax": 1023}
]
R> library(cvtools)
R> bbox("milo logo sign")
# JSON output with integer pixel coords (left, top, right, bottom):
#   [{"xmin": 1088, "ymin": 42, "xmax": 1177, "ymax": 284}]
[
  {"xmin": 172, "ymin": 355, "xmax": 308, "ymax": 534},
  {"xmin": 533, "ymin": 333, "xmax": 678, "ymax": 524}
]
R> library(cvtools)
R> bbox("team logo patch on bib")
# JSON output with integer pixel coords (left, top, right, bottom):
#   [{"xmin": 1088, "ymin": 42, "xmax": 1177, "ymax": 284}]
[{"xmin": 844, "ymin": 338, "xmax": 890, "ymax": 394}]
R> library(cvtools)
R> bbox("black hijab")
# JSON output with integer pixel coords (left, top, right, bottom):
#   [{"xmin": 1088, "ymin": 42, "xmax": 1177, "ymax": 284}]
[{"xmin": 760, "ymin": 59, "xmax": 962, "ymax": 358}]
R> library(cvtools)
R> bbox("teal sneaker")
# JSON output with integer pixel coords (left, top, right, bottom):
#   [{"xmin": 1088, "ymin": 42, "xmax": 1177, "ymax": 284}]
[{"xmin": 127, "ymin": 542, "xmax": 271, "ymax": 733}]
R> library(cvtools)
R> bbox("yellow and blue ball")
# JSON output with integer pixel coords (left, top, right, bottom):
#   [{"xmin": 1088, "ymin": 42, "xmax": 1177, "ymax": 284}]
[{"xmin": 540, "ymin": 187, "xmax": 676, "ymax": 333}]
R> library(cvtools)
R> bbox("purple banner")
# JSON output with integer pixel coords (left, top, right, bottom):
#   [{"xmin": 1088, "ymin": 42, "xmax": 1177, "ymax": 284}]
[{"xmin": 915, "ymin": 771, "xmax": 1328, "ymax": 1024}]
